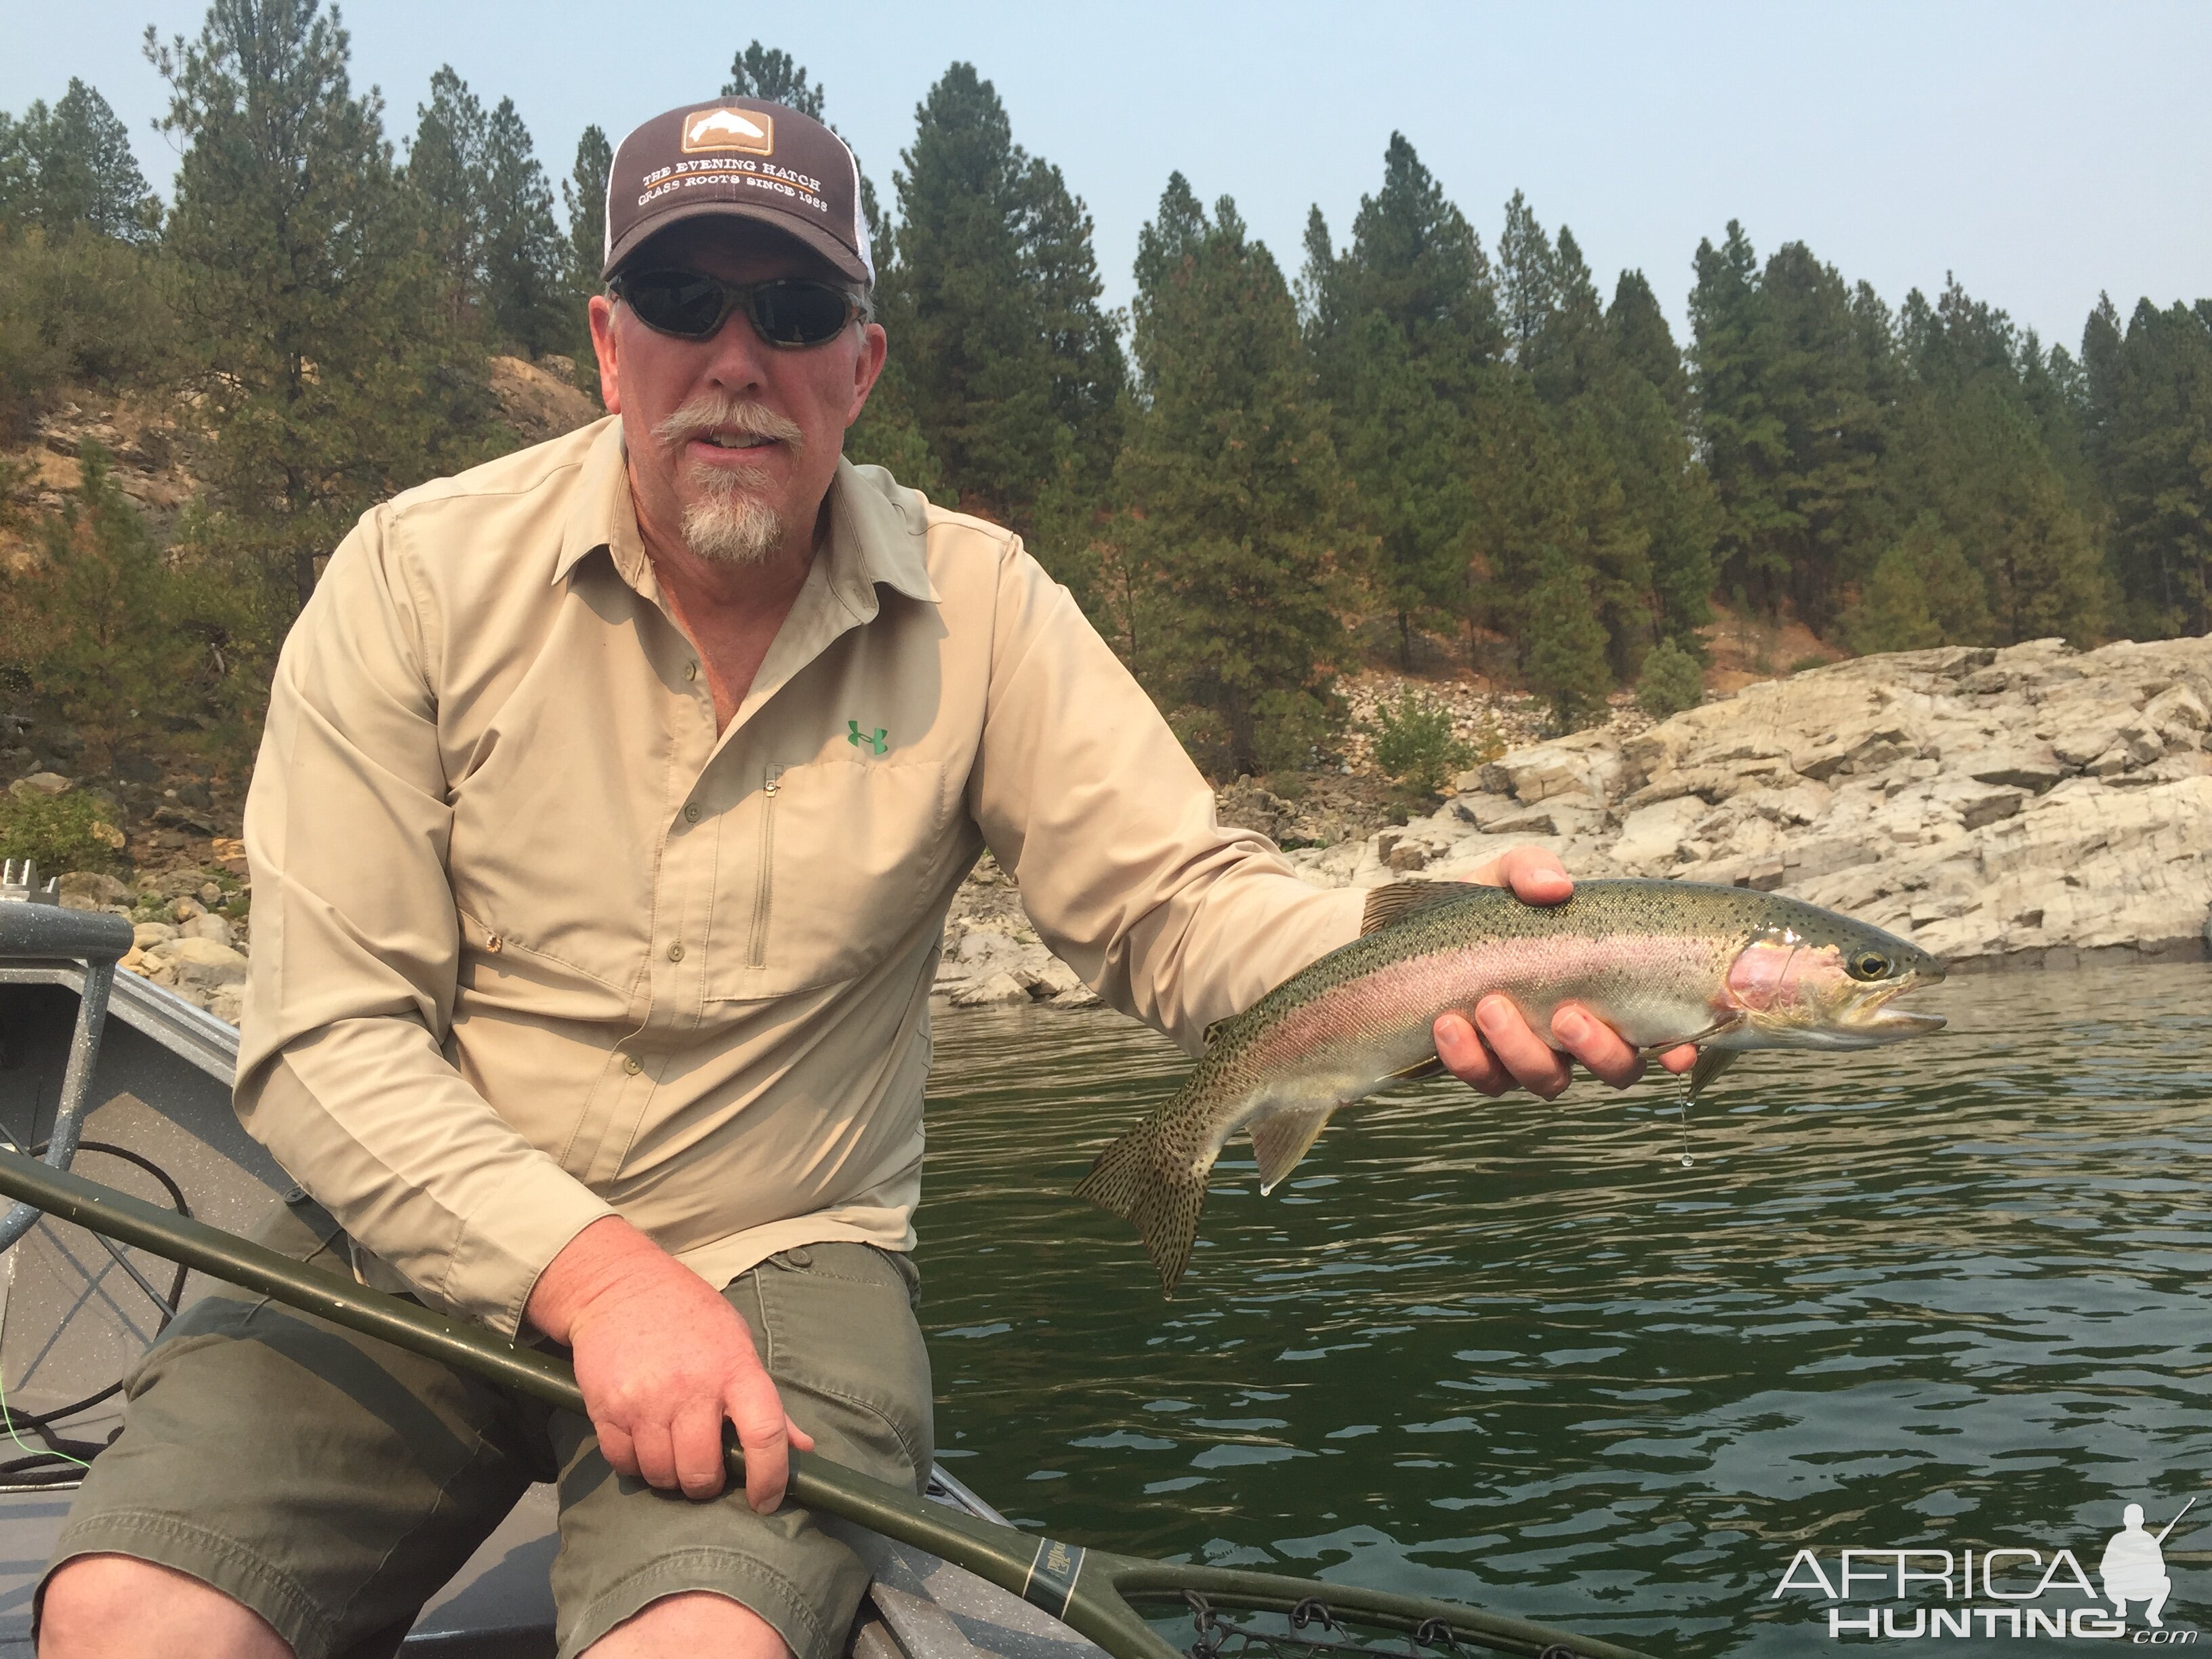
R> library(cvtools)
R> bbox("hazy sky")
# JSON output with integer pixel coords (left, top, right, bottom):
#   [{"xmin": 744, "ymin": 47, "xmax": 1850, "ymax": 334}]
[{"xmin": 11, "ymin": 1, "xmax": 2209, "ymax": 352}]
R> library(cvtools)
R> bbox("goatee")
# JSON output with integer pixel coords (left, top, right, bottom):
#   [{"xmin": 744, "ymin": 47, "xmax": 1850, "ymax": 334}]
[{"xmin": 653, "ymin": 393, "xmax": 806, "ymax": 566}]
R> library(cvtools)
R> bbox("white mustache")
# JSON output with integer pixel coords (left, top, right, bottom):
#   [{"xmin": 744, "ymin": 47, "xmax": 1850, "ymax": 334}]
[{"xmin": 654, "ymin": 395, "xmax": 804, "ymax": 451}]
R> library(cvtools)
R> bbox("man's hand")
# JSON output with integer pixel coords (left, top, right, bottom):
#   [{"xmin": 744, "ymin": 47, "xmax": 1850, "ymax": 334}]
[
  {"xmin": 1431, "ymin": 844, "xmax": 1699, "ymax": 1099},
  {"xmin": 526, "ymin": 1216, "xmax": 815, "ymax": 1509}
]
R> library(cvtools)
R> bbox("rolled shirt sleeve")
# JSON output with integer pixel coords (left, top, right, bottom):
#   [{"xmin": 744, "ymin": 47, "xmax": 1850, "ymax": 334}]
[
  {"xmin": 234, "ymin": 507, "xmax": 615, "ymax": 1337},
  {"xmin": 968, "ymin": 539, "xmax": 1365, "ymax": 1052}
]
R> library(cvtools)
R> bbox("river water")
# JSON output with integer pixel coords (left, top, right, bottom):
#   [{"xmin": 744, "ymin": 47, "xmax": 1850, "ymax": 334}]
[{"xmin": 912, "ymin": 963, "xmax": 2212, "ymax": 1655}]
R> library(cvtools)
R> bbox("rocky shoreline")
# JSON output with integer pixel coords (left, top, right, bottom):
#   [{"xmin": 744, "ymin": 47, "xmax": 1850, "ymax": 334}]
[{"xmin": 935, "ymin": 634, "xmax": 2212, "ymax": 1006}]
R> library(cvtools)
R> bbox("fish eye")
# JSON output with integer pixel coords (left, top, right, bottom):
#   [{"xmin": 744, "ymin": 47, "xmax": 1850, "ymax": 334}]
[{"xmin": 1847, "ymin": 950, "xmax": 1891, "ymax": 982}]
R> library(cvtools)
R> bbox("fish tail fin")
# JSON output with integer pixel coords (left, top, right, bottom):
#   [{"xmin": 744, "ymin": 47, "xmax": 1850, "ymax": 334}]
[{"xmin": 1076, "ymin": 1095, "xmax": 1217, "ymax": 1298}]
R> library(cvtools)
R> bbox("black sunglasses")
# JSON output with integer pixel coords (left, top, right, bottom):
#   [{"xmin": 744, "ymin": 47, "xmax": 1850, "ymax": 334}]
[{"xmin": 611, "ymin": 268, "xmax": 859, "ymax": 347}]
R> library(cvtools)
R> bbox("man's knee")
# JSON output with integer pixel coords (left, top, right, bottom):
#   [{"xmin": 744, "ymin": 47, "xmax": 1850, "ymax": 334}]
[
  {"xmin": 40, "ymin": 1553, "xmax": 291, "ymax": 1658},
  {"xmin": 585, "ymin": 1590, "xmax": 792, "ymax": 1659}
]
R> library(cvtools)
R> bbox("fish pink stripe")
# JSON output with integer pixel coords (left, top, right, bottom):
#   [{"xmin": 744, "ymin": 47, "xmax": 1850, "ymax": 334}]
[{"xmin": 1244, "ymin": 931, "xmax": 1737, "ymax": 1077}]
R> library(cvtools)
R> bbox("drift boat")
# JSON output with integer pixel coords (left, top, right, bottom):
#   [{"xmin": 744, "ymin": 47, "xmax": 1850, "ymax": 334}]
[{"xmin": 0, "ymin": 868, "xmax": 1643, "ymax": 1659}]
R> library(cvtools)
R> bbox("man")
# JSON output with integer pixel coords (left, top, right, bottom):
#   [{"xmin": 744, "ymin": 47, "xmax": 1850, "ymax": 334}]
[{"xmin": 39, "ymin": 98, "xmax": 1690, "ymax": 1659}]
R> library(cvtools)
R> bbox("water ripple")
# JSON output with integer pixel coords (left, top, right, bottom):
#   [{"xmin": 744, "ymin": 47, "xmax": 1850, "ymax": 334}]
[{"xmin": 917, "ymin": 962, "xmax": 2212, "ymax": 1655}]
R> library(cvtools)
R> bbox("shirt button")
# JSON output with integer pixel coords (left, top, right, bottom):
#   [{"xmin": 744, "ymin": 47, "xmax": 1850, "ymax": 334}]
[
  {"xmin": 786, "ymin": 1247, "xmax": 812, "ymax": 1269},
  {"xmin": 683, "ymin": 802, "xmax": 702, "ymax": 823},
  {"xmin": 622, "ymin": 1054, "xmax": 642, "ymax": 1076},
  {"xmin": 667, "ymin": 942, "xmax": 685, "ymax": 962},
  {"xmin": 684, "ymin": 661, "xmax": 699, "ymax": 682}
]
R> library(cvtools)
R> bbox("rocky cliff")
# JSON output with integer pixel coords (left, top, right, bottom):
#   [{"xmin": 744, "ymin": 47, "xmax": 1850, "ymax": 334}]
[{"xmin": 1280, "ymin": 635, "xmax": 2212, "ymax": 973}]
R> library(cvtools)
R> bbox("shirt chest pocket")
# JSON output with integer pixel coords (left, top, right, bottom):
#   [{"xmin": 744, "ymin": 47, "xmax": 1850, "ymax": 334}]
[{"xmin": 713, "ymin": 756, "xmax": 962, "ymax": 1000}]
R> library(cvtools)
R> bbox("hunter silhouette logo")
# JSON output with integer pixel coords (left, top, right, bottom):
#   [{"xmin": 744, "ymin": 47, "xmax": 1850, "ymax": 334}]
[
  {"xmin": 848, "ymin": 720, "xmax": 887, "ymax": 756},
  {"xmin": 681, "ymin": 107, "xmax": 773, "ymax": 156},
  {"xmin": 1771, "ymin": 1494, "xmax": 2201, "ymax": 1641}
]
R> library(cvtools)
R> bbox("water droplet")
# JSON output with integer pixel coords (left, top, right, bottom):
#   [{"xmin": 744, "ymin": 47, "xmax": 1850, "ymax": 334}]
[{"xmin": 1681, "ymin": 1154, "xmax": 1694, "ymax": 1168}]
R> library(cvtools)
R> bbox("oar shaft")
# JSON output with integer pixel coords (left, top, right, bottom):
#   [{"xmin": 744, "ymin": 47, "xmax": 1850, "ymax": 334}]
[{"xmin": 0, "ymin": 1149, "xmax": 1641, "ymax": 1659}]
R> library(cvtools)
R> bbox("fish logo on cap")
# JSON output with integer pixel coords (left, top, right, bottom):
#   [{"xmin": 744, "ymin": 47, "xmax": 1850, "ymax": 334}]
[{"xmin": 682, "ymin": 107, "xmax": 774, "ymax": 156}]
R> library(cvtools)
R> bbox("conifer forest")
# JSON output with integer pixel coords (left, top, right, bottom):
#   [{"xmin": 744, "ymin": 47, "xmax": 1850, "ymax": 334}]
[{"xmin": 4, "ymin": 4, "xmax": 2209, "ymax": 787}]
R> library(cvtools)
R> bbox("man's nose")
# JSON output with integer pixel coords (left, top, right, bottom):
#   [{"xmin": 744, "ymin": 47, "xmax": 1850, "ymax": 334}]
[{"xmin": 695, "ymin": 307, "xmax": 775, "ymax": 391}]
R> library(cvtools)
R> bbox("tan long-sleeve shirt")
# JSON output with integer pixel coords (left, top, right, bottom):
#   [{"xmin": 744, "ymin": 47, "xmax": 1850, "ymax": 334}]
[{"xmin": 235, "ymin": 417, "xmax": 1364, "ymax": 1336}]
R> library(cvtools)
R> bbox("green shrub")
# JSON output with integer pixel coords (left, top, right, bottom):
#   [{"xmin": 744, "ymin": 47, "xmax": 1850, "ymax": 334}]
[
  {"xmin": 1788, "ymin": 653, "xmax": 1830, "ymax": 675},
  {"xmin": 1371, "ymin": 688, "xmax": 1473, "ymax": 797},
  {"xmin": 0, "ymin": 226, "xmax": 175, "ymax": 436},
  {"xmin": 0, "ymin": 789, "xmax": 123, "ymax": 875},
  {"xmin": 1, "ymin": 445, "xmax": 247, "ymax": 764},
  {"xmin": 1636, "ymin": 637, "xmax": 1705, "ymax": 718}
]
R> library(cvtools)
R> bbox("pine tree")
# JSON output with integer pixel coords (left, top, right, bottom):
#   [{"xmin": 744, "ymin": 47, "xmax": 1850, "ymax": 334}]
[
  {"xmin": 1605, "ymin": 273, "xmax": 1715, "ymax": 642},
  {"xmin": 1020, "ymin": 154, "xmax": 1125, "ymax": 489},
  {"xmin": 1557, "ymin": 400, "xmax": 1654, "ymax": 681},
  {"xmin": 1842, "ymin": 515, "xmax": 1992, "ymax": 653},
  {"xmin": 887, "ymin": 63, "xmax": 1123, "ymax": 531},
  {"xmin": 1496, "ymin": 190, "xmax": 1559, "ymax": 363},
  {"xmin": 1523, "ymin": 543, "xmax": 1612, "ymax": 730},
  {"xmin": 1692, "ymin": 224, "xmax": 1889, "ymax": 628},
  {"xmin": 1607, "ymin": 270, "xmax": 1687, "ymax": 412},
  {"xmin": 478, "ymin": 96, "xmax": 567, "ymax": 358},
  {"xmin": 8, "ymin": 445, "xmax": 234, "ymax": 759},
  {"xmin": 147, "ymin": 0, "xmax": 496, "ymax": 632},
  {"xmin": 401, "ymin": 71, "xmax": 562, "ymax": 358},
  {"xmin": 1878, "ymin": 276, "xmax": 2107, "ymax": 644},
  {"xmin": 1110, "ymin": 178, "xmax": 1350, "ymax": 776},
  {"xmin": 555, "ymin": 123, "xmax": 612, "ymax": 392},
  {"xmin": 1525, "ymin": 226, "xmax": 1607, "ymax": 405},
  {"xmin": 0, "ymin": 79, "xmax": 159, "ymax": 241},
  {"xmin": 722, "ymin": 43, "xmax": 824, "ymax": 116},
  {"xmin": 1691, "ymin": 221, "xmax": 1785, "ymax": 604},
  {"xmin": 407, "ymin": 66, "xmax": 489, "ymax": 333},
  {"xmin": 1303, "ymin": 134, "xmax": 1495, "ymax": 665},
  {"xmin": 2086, "ymin": 298, "xmax": 2212, "ymax": 636},
  {"xmin": 562, "ymin": 123, "xmax": 611, "ymax": 292}
]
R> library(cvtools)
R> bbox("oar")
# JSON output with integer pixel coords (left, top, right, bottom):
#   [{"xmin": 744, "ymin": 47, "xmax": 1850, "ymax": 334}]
[{"xmin": 0, "ymin": 1147, "xmax": 1650, "ymax": 1659}]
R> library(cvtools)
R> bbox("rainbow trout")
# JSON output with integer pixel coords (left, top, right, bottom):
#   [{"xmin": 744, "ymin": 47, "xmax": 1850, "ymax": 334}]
[{"xmin": 1076, "ymin": 878, "xmax": 1945, "ymax": 1294}]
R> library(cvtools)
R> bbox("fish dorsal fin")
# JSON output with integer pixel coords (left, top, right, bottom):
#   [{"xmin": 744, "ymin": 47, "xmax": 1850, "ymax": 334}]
[
  {"xmin": 1250, "ymin": 1103, "xmax": 1338, "ymax": 1194},
  {"xmin": 1202, "ymin": 1016, "xmax": 1230, "ymax": 1050},
  {"xmin": 1360, "ymin": 880, "xmax": 1490, "ymax": 935},
  {"xmin": 1684, "ymin": 1048, "xmax": 1740, "ymax": 1101}
]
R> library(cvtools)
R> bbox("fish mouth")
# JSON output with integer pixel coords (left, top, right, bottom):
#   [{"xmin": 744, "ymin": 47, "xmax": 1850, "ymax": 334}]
[{"xmin": 1842, "ymin": 971, "xmax": 1947, "ymax": 1042}]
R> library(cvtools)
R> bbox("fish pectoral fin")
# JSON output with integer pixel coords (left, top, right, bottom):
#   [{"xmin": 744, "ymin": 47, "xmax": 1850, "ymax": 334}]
[
  {"xmin": 1250, "ymin": 1104, "xmax": 1338, "ymax": 1195},
  {"xmin": 1684, "ymin": 1048, "xmax": 1740, "ymax": 1102},
  {"xmin": 1386, "ymin": 1054, "xmax": 1448, "ymax": 1084}
]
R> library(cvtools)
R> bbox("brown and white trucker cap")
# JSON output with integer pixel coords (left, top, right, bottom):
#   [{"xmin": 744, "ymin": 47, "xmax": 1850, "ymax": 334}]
[{"xmin": 600, "ymin": 99, "xmax": 873, "ymax": 286}]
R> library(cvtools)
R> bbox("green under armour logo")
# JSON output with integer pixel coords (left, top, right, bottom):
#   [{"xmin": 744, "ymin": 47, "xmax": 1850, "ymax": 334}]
[{"xmin": 847, "ymin": 720, "xmax": 887, "ymax": 756}]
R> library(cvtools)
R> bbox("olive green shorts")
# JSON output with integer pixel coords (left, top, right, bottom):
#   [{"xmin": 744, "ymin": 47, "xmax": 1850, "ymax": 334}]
[{"xmin": 42, "ymin": 1193, "xmax": 933, "ymax": 1659}]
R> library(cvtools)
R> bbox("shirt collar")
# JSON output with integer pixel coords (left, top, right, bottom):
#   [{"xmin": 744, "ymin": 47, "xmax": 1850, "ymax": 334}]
[
  {"xmin": 823, "ymin": 456, "xmax": 939, "ymax": 615},
  {"xmin": 552, "ymin": 422, "xmax": 937, "ymax": 611},
  {"xmin": 552, "ymin": 417, "xmax": 633, "ymax": 586}
]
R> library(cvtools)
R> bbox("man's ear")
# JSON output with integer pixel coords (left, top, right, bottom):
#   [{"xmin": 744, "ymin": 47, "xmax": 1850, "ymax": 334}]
[
  {"xmin": 588, "ymin": 293, "xmax": 622, "ymax": 413},
  {"xmin": 844, "ymin": 323, "xmax": 889, "ymax": 430}
]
